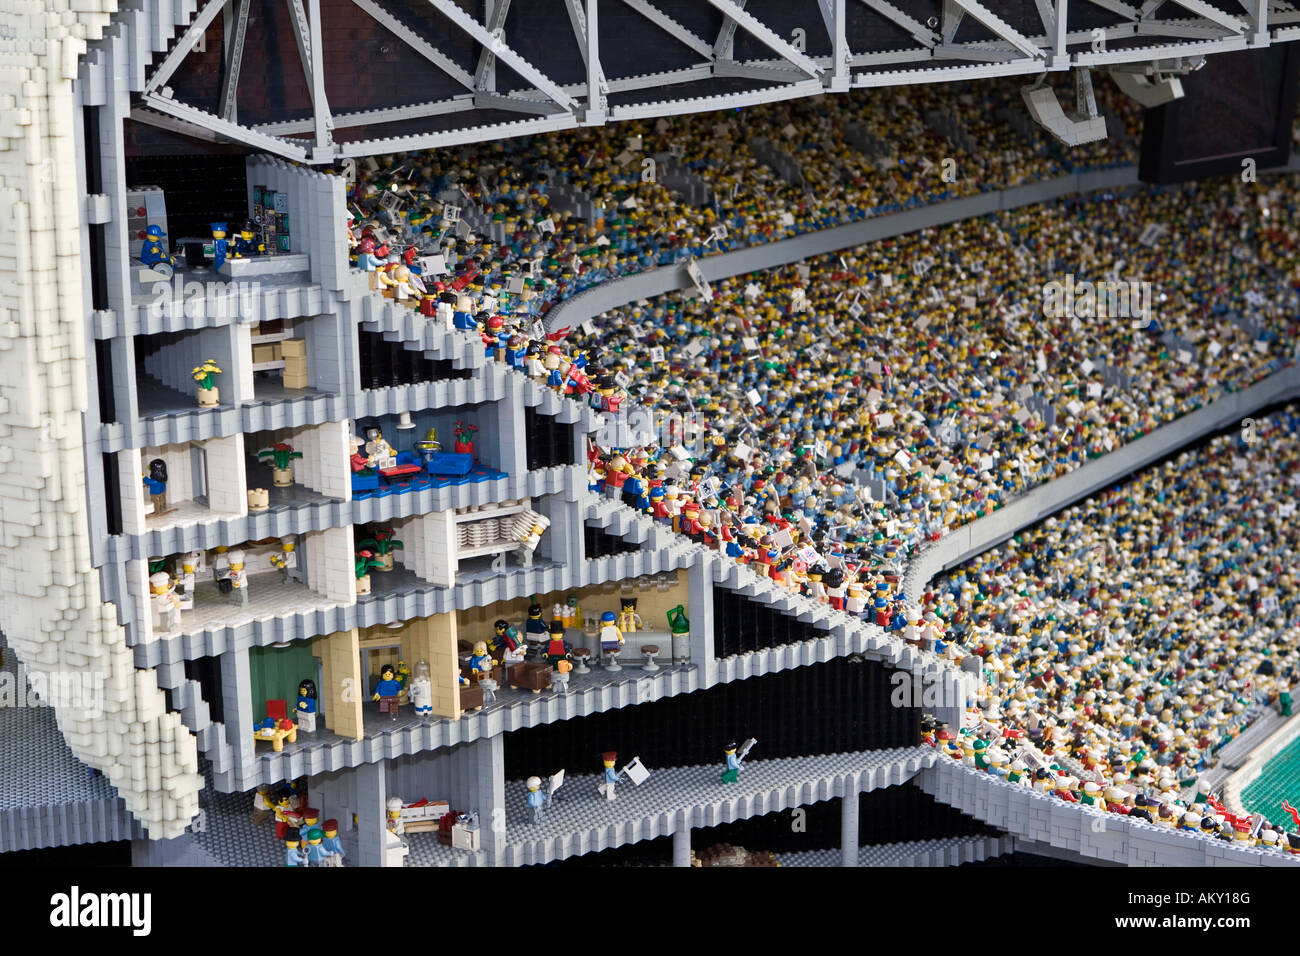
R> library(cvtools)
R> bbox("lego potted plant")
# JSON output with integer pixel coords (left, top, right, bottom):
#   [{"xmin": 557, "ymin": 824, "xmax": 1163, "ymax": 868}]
[
  {"xmin": 354, "ymin": 550, "xmax": 384, "ymax": 595},
  {"xmin": 192, "ymin": 359, "xmax": 223, "ymax": 407},
  {"xmin": 258, "ymin": 442, "xmax": 304, "ymax": 487},
  {"xmin": 453, "ymin": 420, "xmax": 478, "ymax": 455},
  {"xmin": 357, "ymin": 528, "xmax": 404, "ymax": 572}
]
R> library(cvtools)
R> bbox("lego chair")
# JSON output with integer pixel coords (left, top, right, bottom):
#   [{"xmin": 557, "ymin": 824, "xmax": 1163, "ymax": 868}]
[{"xmin": 266, "ymin": 699, "xmax": 288, "ymax": 722}]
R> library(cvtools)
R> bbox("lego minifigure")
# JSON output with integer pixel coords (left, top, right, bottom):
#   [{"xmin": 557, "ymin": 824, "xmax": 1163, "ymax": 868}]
[
  {"xmin": 722, "ymin": 738, "xmax": 756, "ymax": 783},
  {"xmin": 139, "ymin": 224, "xmax": 175, "ymax": 271},
  {"xmin": 409, "ymin": 659, "xmax": 433, "ymax": 718},
  {"xmin": 233, "ymin": 220, "xmax": 265, "ymax": 258},
  {"xmin": 284, "ymin": 830, "xmax": 309, "ymax": 867},
  {"xmin": 209, "ymin": 222, "xmax": 231, "ymax": 271},
  {"xmin": 223, "ymin": 549, "xmax": 249, "ymax": 606},
  {"xmin": 545, "ymin": 620, "xmax": 569, "ymax": 670},
  {"xmin": 599, "ymin": 611, "xmax": 624, "ymax": 670},
  {"xmin": 149, "ymin": 571, "xmax": 181, "ymax": 633},
  {"xmin": 524, "ymin": 602, "xmax": 549, "ymax": 657},
  {"xmin": 468, "ymin": 641, "xmax": 495, "ymax": 680},
  {"xmin": 525, "ymin": 776, "xmax": 545, "ymax": 824},
  {"xmin": 597, "ymin": 751, "xmax": 619, "ymax": 801},
  {"xmin": 616, "ymin": 596, "xmax": 643, "ymax": 634},
  {"xmin": 364, "ymin": 426, "xmax": 397, "ymax": 469},
  {"xmin": 269, "ymin": 537, "xmax": 301, "ymax": 584},
  {"xmin": 304, "ymin": 827, "xmax": 336, "ymax": 866},
  {"xmin": 296, "ymin": 679, "xmax": 317, "ymax": 733},
  {"xmin": 372, "ymin": 663, "xmax": 402, "ymax": 719},
  {"xmin": 251, "ymin": 785, "xmax": 273, "ymax": 825},
  {"xmin": 386, "ymin": 797, "xmax": 405, "ymax": 835},
  {"xmin": 321, "ymin": 820, "xmax": 346, "ymax": 866}
]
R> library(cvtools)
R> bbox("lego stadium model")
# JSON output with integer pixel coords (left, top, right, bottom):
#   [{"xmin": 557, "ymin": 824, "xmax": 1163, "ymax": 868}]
[{"xmin": 7, "ymin": 0, "xmax": 1300, "ymax": 887}]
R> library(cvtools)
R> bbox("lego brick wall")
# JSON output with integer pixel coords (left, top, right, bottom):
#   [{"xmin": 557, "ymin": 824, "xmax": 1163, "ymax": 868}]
[{"xmin": 504, "ymin": 655, "xmax": 920, "ymax": 778}]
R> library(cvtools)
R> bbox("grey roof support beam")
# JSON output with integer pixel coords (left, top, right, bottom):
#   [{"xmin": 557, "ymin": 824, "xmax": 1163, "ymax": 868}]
[
  {"xmin": 474, "ymin": 0, "xmax": 512, "ymax": 91},
  {"xmin": 856, "ymin": 0, "xmax": 940, "ymax": 46},
  {"xmin": 714, "ymin": 0, "xmax": 747, "ymax": 59},
  {"xmin": 950, "ymin": 0, "xmax": 1046, "ymax": 57},
  {"xmin": 429, "ymin": 0, "xmax": 577, "ymax": 110},
  {"xmin": 352, "ymin": 0, "xmax": 476, "ymax": 90},
  {"xmin": 143, "ymin": 0, "xmax": 228, "ymax": 94},
  {"xmin": 141, "ymin": 90, "xmax": 310, "ymax": 160},
  {"xmin": 220, "ymin": 0, "xmax": 249, "ymax": 122},
  {"xmin": 621, "ymin": 0, "xmax": 715, "ymax": 59},
  {"xmin": 1160, "ymin": 0, "xmax": 1246, "ymax": 30},
  {"xmin": 306, "ymin": 0, "xmax": 334, "ymax": 155},
  {"xmin": 704, "ymin": 0, "xmax": 825, "ymax": 76}
]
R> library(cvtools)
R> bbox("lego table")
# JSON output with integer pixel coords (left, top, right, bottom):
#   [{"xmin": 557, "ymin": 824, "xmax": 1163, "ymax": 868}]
[{"xmin": 253, "ymin": 720, "xmax": 298, "ymax": 752}]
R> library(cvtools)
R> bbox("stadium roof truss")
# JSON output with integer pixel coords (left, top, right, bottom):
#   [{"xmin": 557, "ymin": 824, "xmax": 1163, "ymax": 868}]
[{"xmin": 127, "ymin": 0, "xmax": 1300, "ymax": 162}]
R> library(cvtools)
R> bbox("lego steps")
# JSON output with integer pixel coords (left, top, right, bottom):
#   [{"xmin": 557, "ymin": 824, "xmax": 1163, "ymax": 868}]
[{"xmin": 778, "ymin": 833, "xmax": 1016, "ymax": 867}]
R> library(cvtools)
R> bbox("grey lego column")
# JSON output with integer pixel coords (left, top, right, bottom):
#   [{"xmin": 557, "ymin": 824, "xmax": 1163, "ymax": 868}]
[
  {"xmin": 496, "ymin": 393, "xmax": 528, "ymax": 478},
  {"xmin": 465, "ymin": 735, "xmax": 506, "ymax": 863},
  {"xmin": 841, "ymin": 791, "xmax": 859, "ymax": 868},
  {"xmin": 300, "ymin": 307, "xmax": 348, "ymax": 398},
  {"xmin": 538, "ymin": 495, "xmax": 584, "ymax": 577},
  {"xmin": 672, "ymin": 808, "xmax": 691, "ymax": 867},
  {"xmin": 216, "ymin": 321, "xmax": 246, "ymax": 413},
  {"xmin": 351, "ymin": 759, "xmax": 389, "ymax": 867},
  {"xmin": 687, "ymin": 549, "xmax": 716, "ymax": 685},
  {"xmin": 108, "ymin": 335, "xmax": 139, "ymax": 444},
  {"xmin": 215, "ymin": 646, "xmax": 256, "ymax": 792}
]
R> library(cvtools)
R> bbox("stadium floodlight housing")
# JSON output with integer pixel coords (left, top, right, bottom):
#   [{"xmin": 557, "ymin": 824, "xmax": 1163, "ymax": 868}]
[{"xmin": 1021, "ymin": 69, "xmax": 1108, "ymax": 147}]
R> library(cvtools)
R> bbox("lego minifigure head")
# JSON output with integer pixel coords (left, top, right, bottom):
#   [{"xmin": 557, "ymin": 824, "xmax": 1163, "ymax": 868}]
[
  {"xmin": 149, "ymin": 572, "xmax": 171, "ymax": 596},
  {"xmin": 147, "ymin": 458, "xmax": 167, "ymax": 482},
  {"xmin": 145, "ymin": 224, "xmax": 166, "ymax": 240},
  {"xmin": 210, "ymin": 222, "xmax": 228, "ymax": 239},
  {"xmin": 526, "ymin": 776, "xmax": 541, "ymax": 792},
  {"xmin": 494, "ymin": 619, "xmax": 509, "ymax": 636},
  {"xmin": 307, "ymin": 828, "xmax": 323, "ymax": 845},
  {"xmin": 602, "ymin": 751, "xmax": 617, "ymax": 768},
  {"xmin": 239, "ymin": 221, "xmax": 256, "ymax": 240},
  {"xmin": 724, "ymin": 741, "xmax": 737, "ymax": 755},
  {"xmin": 380, "ymin": 664, "xmax": 396, "ymax": 682},
  {"xmin": 386, "ymin": 797, "xmax": 402, "ymax": 818},
  {"xmin": 620, "ymin": 597, "xmax": 637, "ymax": 614},
  {"xmin": 549, "ymin": 620, "xmax": 564, "ymax": 636},
  {"xmin": 285, "ymin": 831, "xmax": 300, "ymax": 848},
  {"xmin": 297, "ymin": 679, "xmax": 316, "ymax": 701},
  {"xmin": 528, "ymin": 603, "xmax": 542, "ymax": 618},
  {"xmin": 281, "ymin": 538, "xmax": 296, "ymax": 554},
  {"xmin": 324, "ymin": 820, "xmax": 338, "ymax": 838},
  {"xmin": 601, "ymin": 611, "xmax": 616, "ymax": 624},
  {"xmin": 227, "ymin": 550, "xmax": 245, "ymax": 571},
  {"xmin": 365, "ymin": 426, "xmax": 382, "ymax": 441}
]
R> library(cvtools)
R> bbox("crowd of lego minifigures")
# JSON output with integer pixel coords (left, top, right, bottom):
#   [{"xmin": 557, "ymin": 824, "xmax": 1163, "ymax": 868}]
[
  {"xmin": 920, "ymin": 406, "xmax": 1300, "ymax": 853},
  {"xmin": 255, "ymin": 76, "xmax": 1300, "ymax": 857},
  {"xmin": 250, "ymin": 780, "xmax": 347, "ymax": 867}
]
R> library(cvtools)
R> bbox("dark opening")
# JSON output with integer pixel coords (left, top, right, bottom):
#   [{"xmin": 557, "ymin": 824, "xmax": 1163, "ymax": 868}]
[
  {"xmin": 524, "ymin": 406, "xmax": 575, "ymax": 470},
  {"xmin": 101, "ymin": 453, "xmax": 122, "ymax": 536},
  {"xmin": 94, "ymin": 339, "xmax": 116, "ymax": 423},
  {"xmin": 505, "ymin": 655, "xmax": 919, "ymax": 778},
  {"xmin": 184, "ymin": 656, "xmax": 225, "ymax": 726},
  {"xmin": 87, "ymin": 223, "xmax": 108, "ymax": 311},
  {"xmin": 82, "ymin": 106, "xmax": 102, "ymax": 194},
  {"xmin": 713, "ymin": 585, "xmax": 829, "ymax": 659},
  {"xmin": 123, "ymin": 155, "xmax": 249, "ymax": 246},
  {"xmin": 583, "ymin": 522, "xmax": 640, "ymax": 558},
  {"xmin": 356, "ymin": 328, "xmax": 469, "ymax": 390}
]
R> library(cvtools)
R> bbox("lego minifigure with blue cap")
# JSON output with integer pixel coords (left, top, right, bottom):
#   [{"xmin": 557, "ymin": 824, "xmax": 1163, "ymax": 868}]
[
  {"xmin": 210, "ymin": 222, "xmax": 230, "ymax": 270},
  {"xmin": 140, "ymin": 224, "xmax": 175, "ymax": 270}
]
